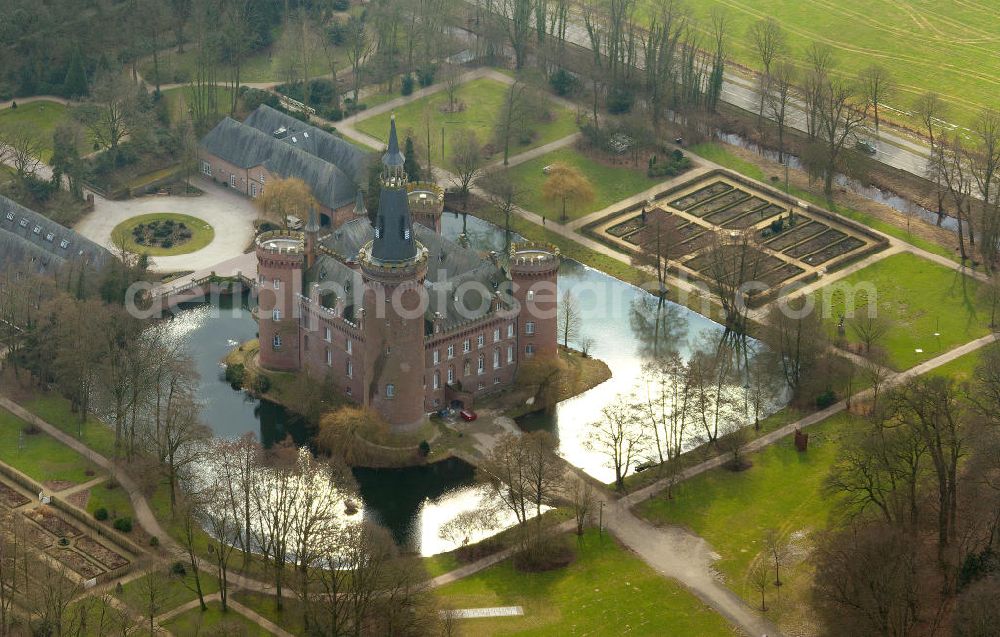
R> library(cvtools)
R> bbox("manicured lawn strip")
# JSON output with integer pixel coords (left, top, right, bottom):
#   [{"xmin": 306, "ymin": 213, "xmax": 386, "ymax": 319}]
[
  {"xmin": 502, "ymin": 147, "xmax": 658, "ymax": 221},
  {"xmin": 422, "ymin": 552, "xmax": 461, "ymax": 578},
  {"xmin": 116, "ymin": 569, "xmax": 220, "ymax": 617},
  {"xmin": 0, "ymin": 408, "xmax": 100, "ymax": 484},
  {"xmin": 435, "ymin": 529, "xmax": 738, "ymax": 636},
  {"xmin": 85, "ymin": 481, "xmax": 136, "ymax": 520},
  {"xmin": 111, "ymin": 212, "xmax": 215, "ymax": 257},
  {"xmin": 163, "ymin": 601, "xmax": 273, "ymax": 636},
  {"xmin": 690, "ymin": 143, "xmax": 961, "ymax": 263},
  {"xmin": 927, "ymin": 347, "xmax": 982, "ymax": 382},
  {"xmin": 816, "ymin": 252, "xmax": 987, "ymax": 370},
  {"xmin": 231, "ymin": 590, "xmax": 306, "ymax": 636},
  {"xmin": 355, "ymin": 78, "xmax": 577, "ymax": 169},
  {"xmin": 0, "ymin": 101, "xmax": 68, "ymax": 162},
  {"xmin": 636, "ymin": 413, "xmax": 860, "ymax": 623},
  {"xmin": 19, "ymin": 393, "xmax": 118, "ymax": 458}
]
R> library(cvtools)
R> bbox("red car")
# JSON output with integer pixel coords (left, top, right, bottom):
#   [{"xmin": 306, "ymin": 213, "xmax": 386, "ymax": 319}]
[{"xmin": 460, "ymin": 409, "xmax": 477, "ymax": 422}]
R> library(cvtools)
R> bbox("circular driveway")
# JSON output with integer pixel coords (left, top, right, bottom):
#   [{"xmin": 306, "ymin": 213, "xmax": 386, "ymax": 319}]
[{"xmin": 74, "ymin": 180, "xmax": 259, "ymax": 272}]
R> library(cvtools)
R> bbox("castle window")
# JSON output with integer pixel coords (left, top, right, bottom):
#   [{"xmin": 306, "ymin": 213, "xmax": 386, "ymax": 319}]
[
  {"xmin": 272, "ymin": 309, "xmax": 281, "ymax": 320},
  {"xmin": 346, "ymin": 338, "xmax": 353, "ymax": 355},
  {"xmin": 447, "ymin": 345, "xmax": 454, "ymax": 359},
  {"xmin": 494, "ymin": 376, "xmax": 501, "ymax": 385},
  {"xmin": 433, "ymin": 350, "xmax": 440, "ymax": 364},
  {"xmin": 386, "ymin": 384, "xmax": 395, "ymax": 399},
  {"xmin": 325, "ymin": 327, "xmax": 331, "ymax": 342},
  {"xmin": 527, "ymin": 290, "xmax": 535, "ymax": 301},
  {"xmin": 201, "ymin": 161, "xmax": 211, "ymax": 176},
  {"xmin": 477, "ymin": 355, "xmax": 484, "ymax": 375},
  {"xmin": 386, "ymin": 345, "xmax": 391, "ymax": 354},
  {"xmin": 303, "ymin": 335, "xmax": 309, "ymax": 351},
  {"xmin": 433, "ymin": 371, "xmax": 440, "ymax": 389},
  {"xmin": 346, "ymin": 385, "xmax": 352, "ymax": 395},
  {"xmin": 251, "ymin": 183, "xmax": 258, "ymax": 197},
  {"xmin": 229, "ymin": 174, "xmax": 236, "ymax": 187},
  {"xmin": 507, "ymin": 345, "xmax": 513, "ymax": 363},
  {"xmin": 477, "ymin": 382, "xmax": 485, "ymax": 390},
  {"xmin": 525, "ymin": 344, "xmax": 535, "ymax": 357},
  {"xmin": 463, "ymin": 339, "xmax": 470, "ymax": 353},
  {"xmin": 274, "ymin": 279, "xmax": 281, "ymax": 290},
  {"xmin": 493, "ymin": 349, "xmax": 500, "ymax": 369},
  {"xmin": 525, "ymin": 321, "xmax": 535, "ymax": 335},
  {"xmin": 507, "ymin": 323, "xmax": 514, "ymax": 338},
  {"xmin": 477, "ymin": 335, "xmax": 484, "ymax": 349},
  {"xmin": 326, "ymin": 349, "xmax": 332, "ymax": 366},
  {"xmin": 272, "ymin": 334, "xmax": 282, "ymax": 349},
  {"xmin": 260, "ymin": 173, "xmax": 265, "ymax": 183},
  {"xmin": 493, "ymin": 328, "xmax": 500, "ymax": 342},
  {"xmin": 346, "ymin": 359, "xmax": 353, "ymax": 378},
  {"xmin": 464, "ymin": 361, "xmax": 471, "ymax": 376},
  {"xmin": 447, "ymin": 367, "xmax": 454, "ymax": 384}
]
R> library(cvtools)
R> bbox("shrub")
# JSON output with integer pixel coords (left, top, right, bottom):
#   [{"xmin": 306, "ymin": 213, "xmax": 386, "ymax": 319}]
[
  {"xmin": 225, "ymin": 363, "xmax": 246, "ymax": 389},
  {"xmin": 254, "ymin": 374, "xmax": 271, "ymax": 394},
  {"xmin": 418, "ymin": 440, "xmax": 431, "ymax": 456},
  {"xmin": 149, "ymin": 536, "xmax": 159, "ymax": 547},
  {"xmin": 170, "ymin": 561, "xmax": 186, "ymax": 577},
  {"xmin": 815, "ymin": 389, "xmax": 837, "ymax": 409},
  {"xmin": 606, "ymin": 87, "xmax": 634, "ymax": 114},
  {"xmin": 401, "ymin": 75, "xmax": 415, "ymax": 96},
  {"xmin": 93, "ymin": 508, "xmax": 109, "ymax": 521},
  {"xmin": 113, "ymin": 517, "xmax": 133, "ymax": 533},
  {"xmin": 549, "ymin": 68, "xmax": 579, "ymax": 96},
  {"xmin": 417, "ymin": 66, "xmax": 436, "ymax": 87}
]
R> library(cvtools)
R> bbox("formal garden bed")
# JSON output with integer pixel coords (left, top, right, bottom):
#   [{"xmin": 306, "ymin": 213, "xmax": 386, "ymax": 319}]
[
  {"xmin": 74, "ymin": 536, "xmax": 129, "ymax": 570},
  {"xmin": 0, "ymin": 481, "xmax": 29, "ymax": 508},
  {"xmin": 47, "ymin": 547, "xmax": 104, "ymax": 579},
  {"xmin": 111, "ymin": 212, "xmax": 215, "ymax": 256},
  {"xmin": 26, "ymin": 507, "xmax": 82, "ymax": 538}
]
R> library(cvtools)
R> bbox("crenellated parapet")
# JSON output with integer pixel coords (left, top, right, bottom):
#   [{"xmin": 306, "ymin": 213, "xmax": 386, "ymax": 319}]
[{"xmin": 508, "ymin": 241, "xmax": 560, "ymax": 276}]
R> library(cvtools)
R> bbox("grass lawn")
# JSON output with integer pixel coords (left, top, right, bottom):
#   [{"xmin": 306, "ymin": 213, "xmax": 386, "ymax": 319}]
[
  {"xmin": 928, "ymin": 347, "xmax": 984, "ymax": 382},
  {"xmin": 637, "ymin": 412, "xmax": 860, "ymax": 628},
  {"xmin": 116, "ymin": 568, "xmax": 220, "ymax": 617},
  {"xmin": 816, "ymin": 252, "xmax": 988, "ymax": 370},
  {"xmin": 164, "ymin": 601, "xmax": 274, "ymax": 637},
  {"xmin": 434, "ymin": 529, "xmax": 738, "ymax": 636},
  {"xmin": 17, "ymin": 393, "xmax": 118, "ymax": 458},
  {"xmin": 111, "ymin": 212, "xmax": 215, "ymax": 256},
  {"xmin": 162, "ymin": 85, "xmax": 236, "ymax": 126},
  {"xmin": 651, "ymin": 0, "xmax": 999, "ymax": 128},
  {"xmin": 690, "ymin": 142, "xmax": 961, "ymax": 264},
  {"xmin": 0, "ymin": 101, "xmax": 70, "ymax": 162},
  {"xmin": 231, "ymin": 590, "xmax": 306, "ymax": 636},
  {"xmin": 85, "ymin": 481, "xmax": 136, "ymax": 520},
  {"xmin": 354, "ymin": 77, "xmax": 577, "ymax": 170},
  {"xmin": 502, "ymin": 147, "xmax": 659, "ymax": 222},
  {"xmin": 0, "ymin": 408, "xmax": 100, "ymax": 485}
]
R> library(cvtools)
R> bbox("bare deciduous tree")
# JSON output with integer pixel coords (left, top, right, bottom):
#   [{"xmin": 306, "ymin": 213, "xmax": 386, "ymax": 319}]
[{"xmin": 588, "ymin": 398, "xmax": 647, "ymax": 491}]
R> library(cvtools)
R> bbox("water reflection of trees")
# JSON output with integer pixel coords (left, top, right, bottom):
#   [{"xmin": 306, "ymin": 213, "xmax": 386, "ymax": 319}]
[{"xmin": 629, "ymin": 296, "xmax": 686, "ymax": 361}]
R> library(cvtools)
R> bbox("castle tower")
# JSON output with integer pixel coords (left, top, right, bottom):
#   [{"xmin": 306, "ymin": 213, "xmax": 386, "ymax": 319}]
[
  {"xmin": 256, "ymin": 231, "xmax": 304, "ymax": 371},
  {"xmin": 509, "ymin": 241, "xmax": 560, "ymax": 363},
  {"xmin": 359, "ymin": 117, "xmax": 429, "ymax": 429}
]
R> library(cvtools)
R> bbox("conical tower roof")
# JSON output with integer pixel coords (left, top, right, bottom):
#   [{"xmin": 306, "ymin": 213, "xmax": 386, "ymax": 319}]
[{"xmin": 382, "ymin": 116, "xmax": 405, "ymax": 168}]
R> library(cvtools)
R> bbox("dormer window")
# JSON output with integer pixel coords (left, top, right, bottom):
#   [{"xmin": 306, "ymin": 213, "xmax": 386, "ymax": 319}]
[
  {"xmin": 32, "ymin": 225, "xmax": 41, "ymax": 234},
  {"xmin": 404, "ymin": 227, "xmax": 410, "ymax": 240},
  {"xmin": 45, "ymin": 233, "xmax": 54, "ymax": 242},
  {"xmin": 4, "ymin": 212, "xmax": 13, "ymax": 221},
  {"xmin": 375, "ymin": 225, "xmax": 381, "ymax": 239},
  {"xmin": 59, "ymin": 240, "xmax": 70, "ymax": 249}
]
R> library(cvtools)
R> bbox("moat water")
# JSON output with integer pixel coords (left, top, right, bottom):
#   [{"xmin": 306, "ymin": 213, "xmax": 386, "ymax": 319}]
[{"xmin": 168, "ymin": 213, "xmax": 783, "ymax": 555}]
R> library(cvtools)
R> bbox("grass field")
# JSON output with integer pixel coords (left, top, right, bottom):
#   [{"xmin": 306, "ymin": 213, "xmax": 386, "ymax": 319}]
[
  {"xmin": 163, "ymin": 602, "xmax": 272, "ymax": 637},
  {"xmin": 117, "ymin": 569, "xmax": 220, "ymax": 617},
  {"xmin": 17, "ymin": 393, "xmax": 118, "ymax": 458},
  {"xmin": 656, "ymin": 0, "xmax": 1000, "ymax": 127},
  {"xmin": 0, "ymin": 101, "xmax": 69, "ymax": 162},
  {"xmin": 354, "ymin": 78, "xmax": 578, "ymax": 170},
  {"xmin": 501, "ymin": 147, "xmax": 658, "ymax": 222},
  {"xmin": 637, "ymin": 412, "xmax": 860, "ymax": 628},
  {"xmin": 162, "ymin": 85, "xmax": 236, "ymax": 126},
  {"xmin": 434, "ymin": 529, "xmax": 738, "ymax": 636},
  {"xmin": 111, "ymin": 212, "xmax": 215, "ymax": 256},
  {"xmin": 0, "ymin": 408, "xmax": 100, "ymax": 484},
  {"xmin": 816, "ymin": 252, "xmax": 987, "ymax": 370}
]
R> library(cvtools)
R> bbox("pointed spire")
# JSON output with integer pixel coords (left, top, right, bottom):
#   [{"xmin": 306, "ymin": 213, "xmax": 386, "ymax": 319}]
[{"xmin": 382, "ymin": 115, "xmax": 405, "ymax": 168}]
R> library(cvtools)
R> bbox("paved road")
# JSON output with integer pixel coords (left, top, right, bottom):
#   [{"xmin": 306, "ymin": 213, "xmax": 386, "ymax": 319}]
[{"xmin": 73, "ymin": 178, "xmax": 259, "ymax": 273}]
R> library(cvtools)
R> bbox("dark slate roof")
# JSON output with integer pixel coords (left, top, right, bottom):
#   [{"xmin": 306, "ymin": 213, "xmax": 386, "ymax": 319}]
[
  {"xmin": 243, "ymin": 105, "xmax": 370, "ymax": 185},
  {"xmin": 0, "ymin": 195, "xmax": 111, "ymax": 273},
  {"xmin": 316, "ymin": 219, "xmax": 505, "ymax": 330},
  {"xmin": 382, "ymin": 117, "xmax": 405, "ymax": 168},
  {"xmin": 199, "ymin": 106, "xmax": 372, "ymax": 211},
  {"xmin": 371, "ymin": 187, "xmax": 417, "ymax": 262}
]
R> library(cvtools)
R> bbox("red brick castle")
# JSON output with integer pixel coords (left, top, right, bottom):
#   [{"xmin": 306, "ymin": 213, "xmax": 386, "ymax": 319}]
[{"xmin": 255, "ymin": 118, "xmax": 560, "ymax": 429}]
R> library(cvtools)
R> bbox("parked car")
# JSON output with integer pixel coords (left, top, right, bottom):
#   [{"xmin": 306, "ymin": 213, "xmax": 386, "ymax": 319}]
[
  {"xmin": 460, "ymin": 409, "xmax": 478, "ymax": 422},
  {"xmin": 856, "ymin": 139, "xmax": 877, "ymax": 155}
]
